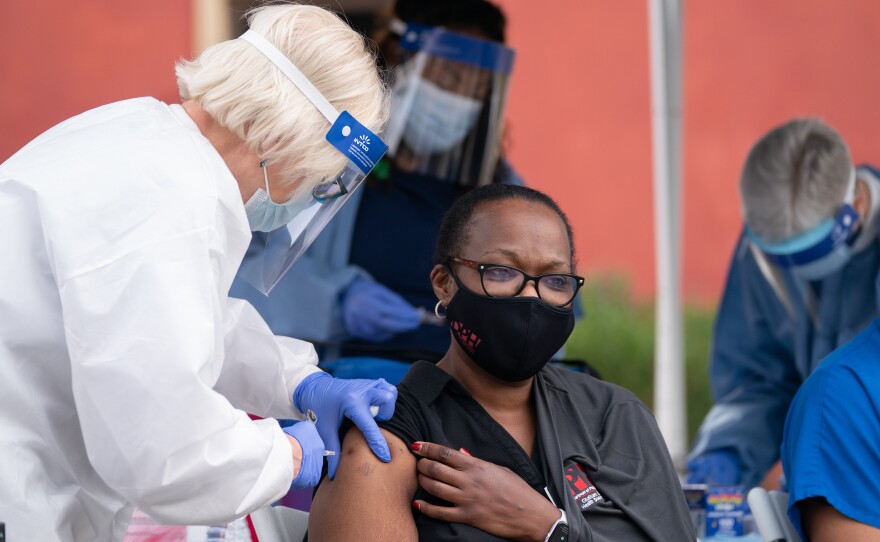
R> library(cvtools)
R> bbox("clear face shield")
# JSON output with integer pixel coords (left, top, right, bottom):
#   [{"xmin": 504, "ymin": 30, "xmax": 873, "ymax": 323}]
[
  {"xmin": 236, "ymin": 30, "xmax": 389, "ymax": 295},
  {"xmin": 383, "ymin": 21, "xmax": 515, "ymax": 187}
]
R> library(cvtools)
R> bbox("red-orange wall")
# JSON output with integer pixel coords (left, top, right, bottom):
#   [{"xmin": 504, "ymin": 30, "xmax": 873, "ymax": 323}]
[
  {"xmin": 3, "ymin": 2, "xmax": 879, "ymax": 303},
  {"xmin": 497, "ymin": 0, "xmax": 880, "ymax": 301},
  {"xmin": 1, "ymin": 0, "xmax": 190, "ymax": 162}
]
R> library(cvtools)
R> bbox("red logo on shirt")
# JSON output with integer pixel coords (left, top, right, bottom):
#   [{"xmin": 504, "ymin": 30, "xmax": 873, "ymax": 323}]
[
  {"xmin": 450, "ymin": 320, "xmax": 481, "ymax": 353},
  {"xmin": 565, "ymin": 462, "xmax": 604, "ymax": 511}
]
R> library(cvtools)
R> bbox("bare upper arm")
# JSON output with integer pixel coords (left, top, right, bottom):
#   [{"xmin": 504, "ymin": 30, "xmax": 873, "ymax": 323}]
[
  {"xmin": 308, "ymin": 427, "xmax": 419, "ymax": 542},
  {"xmin": 801, "ymin": 498, "xmax": 880, "ymax": 542}
]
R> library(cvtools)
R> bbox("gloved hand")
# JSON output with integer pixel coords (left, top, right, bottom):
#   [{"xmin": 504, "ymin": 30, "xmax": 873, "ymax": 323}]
[
  {"xmin": 341, "ymin": 278, "xmax": 421, "ymax": 342},
  {"xmin": 294, "ymin": 372, "xmax": 398, "ymax": 479},
  {"xmin": 686, "ymin": 449, "xmax": 741, "ymax": 486},
  {"xmin": 282, "ymin": 421, "xmax": 325, "ymax": 489}
]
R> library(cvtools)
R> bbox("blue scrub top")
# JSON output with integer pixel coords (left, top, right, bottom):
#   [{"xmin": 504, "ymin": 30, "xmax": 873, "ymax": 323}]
[{"xmin": 782, "ymin": 318, "xmax": 880, "ymax": 539}]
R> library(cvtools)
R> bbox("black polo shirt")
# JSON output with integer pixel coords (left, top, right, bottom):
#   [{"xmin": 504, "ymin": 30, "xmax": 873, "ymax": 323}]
[{"xmin": 380, "ymin": 361, "xmax": 696, "ymax": 541}]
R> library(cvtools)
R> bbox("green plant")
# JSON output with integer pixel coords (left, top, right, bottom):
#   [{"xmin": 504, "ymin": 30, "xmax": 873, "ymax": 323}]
[{"xmin": 564, "ymin": 276, "xmax": 715, "ymax": 445}]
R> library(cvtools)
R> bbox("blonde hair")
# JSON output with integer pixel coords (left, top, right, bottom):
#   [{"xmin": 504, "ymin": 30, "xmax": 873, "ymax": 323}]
[{"xmin": 176, "ymin": 3, "xmax": 390, "ymax": 195}]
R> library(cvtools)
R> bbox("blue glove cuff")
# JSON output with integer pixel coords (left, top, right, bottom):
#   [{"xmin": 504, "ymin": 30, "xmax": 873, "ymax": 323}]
[
  {"xmin": 282, "ymin": 421, "xmax": 325, "ymax": 489},
  {"xmin": 687, "ymin": 449, "xmax": 742, "ymax": 485},
  {"xmin": 293, "ymin": 371, "xmax": 332, "ymax": 412}
]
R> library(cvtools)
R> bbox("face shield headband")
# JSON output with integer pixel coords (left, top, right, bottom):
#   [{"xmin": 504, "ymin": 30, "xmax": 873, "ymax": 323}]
[
  {"xmin": 746, "ymin": 168, "xmax": 859, "ymax": 269},
  {"xmin": 237, "ymin": 30, "xmax": 389, "ymax": 295}
]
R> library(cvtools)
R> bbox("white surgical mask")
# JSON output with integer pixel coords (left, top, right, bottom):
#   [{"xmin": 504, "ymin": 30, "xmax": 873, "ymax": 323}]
[
  {"xmin": 792, "ymin": 170, "xmax": 880, "ymax": 280},
  {"xmin": 398, "ymin": 78, "xmax": 482, "ymax": 156},
  {"xmin": 244, "ymin": 161, "xmax": 312, "ymax": 232}
]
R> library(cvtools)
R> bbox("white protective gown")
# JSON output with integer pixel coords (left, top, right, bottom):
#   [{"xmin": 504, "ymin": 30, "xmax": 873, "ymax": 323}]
[{"xmin": 0, "ymin": 98, "xmax": 322, "ymax": 541}]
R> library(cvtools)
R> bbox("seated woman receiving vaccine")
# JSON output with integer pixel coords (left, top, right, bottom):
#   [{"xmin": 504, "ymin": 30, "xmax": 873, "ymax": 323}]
[{"xmin": 308, "ymin": 185, "xmax": 695, "ymax": 541}]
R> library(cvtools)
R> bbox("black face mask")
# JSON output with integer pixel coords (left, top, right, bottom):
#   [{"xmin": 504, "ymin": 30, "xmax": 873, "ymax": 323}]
[{"xmin": 444, "ymin": 278, "xmax": 576, "ymax": 382}]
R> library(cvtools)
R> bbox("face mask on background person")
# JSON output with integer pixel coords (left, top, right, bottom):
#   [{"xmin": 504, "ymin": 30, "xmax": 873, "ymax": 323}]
[
  {"xmin": 790, "ymin": 172, "xmax": 876, "ymax": 281},
  {"xmin": 381, "ymin": 22, "xmax": 514, "ymax": 186},
  {"xmin": 444, "ymin": 276, "xmax": 575, "ymax": 382},
  {"xmin": 398, "ymin": 78, "xmax": 482, "ymax": 156},
  {"xmin": 789, "ymin": 242, "xmax": 854, "ymax": 281},
  {"xmin": 245, "ymin": 160, "xmax": 313, "ymax": 232}
]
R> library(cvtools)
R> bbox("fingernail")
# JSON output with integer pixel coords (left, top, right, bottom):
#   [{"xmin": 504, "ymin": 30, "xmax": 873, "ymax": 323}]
[
  {"xmin": 410, "ymin": 442, "xmax": 422, "ymax": 452},
  {"xmin": 459, "ymin": 447, "xmax": 471, "ymax": 456},
  {"xmin": 412, "ymin": 501, "xmax": 421, "ymax": 511}
]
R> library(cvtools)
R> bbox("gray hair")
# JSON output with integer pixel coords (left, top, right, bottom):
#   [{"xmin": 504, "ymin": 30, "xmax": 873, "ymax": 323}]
[
  {"xmin": 740, "ymin": 118, "xmax": 852, "ymax": 242},
  {"xmin": 176, "ymin": 4, "xmax": 391, "ymax": 196}
]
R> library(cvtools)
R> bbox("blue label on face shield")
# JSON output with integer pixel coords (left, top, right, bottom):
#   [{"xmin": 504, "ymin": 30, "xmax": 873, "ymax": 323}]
[{"xmin": 325, "ymin": 111, "xmax": 389, "ymax": 175}]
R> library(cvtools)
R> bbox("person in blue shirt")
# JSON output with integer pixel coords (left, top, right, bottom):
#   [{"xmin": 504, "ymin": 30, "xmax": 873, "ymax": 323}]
[
  {"xmin": 781, "ymin": 317, "xmax": 880, "ymax": 541},
  {"xmin": 687, "ymin": 118, "xmax": 880, "ymax": 489},
  {"xmin": 230, "ymin": 0, "xmax": 522, "ymax": 376}
]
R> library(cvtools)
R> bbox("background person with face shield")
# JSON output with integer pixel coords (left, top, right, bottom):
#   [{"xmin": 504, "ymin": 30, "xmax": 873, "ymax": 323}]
[
  {"xmin": 0, "ymin": 5, "xmax": 397, "ymax": 541},
  {"xmin": 229, "ymin": 0, "xmax": 522, "ymax": 378},
  {"xmin": 687, "ymin": 118, "xmax": 880, "ymax": 489}
]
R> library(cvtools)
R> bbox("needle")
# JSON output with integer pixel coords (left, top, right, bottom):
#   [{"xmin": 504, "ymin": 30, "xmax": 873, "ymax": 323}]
[{"xmin": 306, "ymin": 409, "xmax": 337, "ymax": 457}]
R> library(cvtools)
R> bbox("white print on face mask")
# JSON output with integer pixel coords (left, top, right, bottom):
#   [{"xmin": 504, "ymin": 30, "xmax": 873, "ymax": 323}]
[{"xmin": 401, "ymin": 78, "xmax": 482, "ymax": 155}]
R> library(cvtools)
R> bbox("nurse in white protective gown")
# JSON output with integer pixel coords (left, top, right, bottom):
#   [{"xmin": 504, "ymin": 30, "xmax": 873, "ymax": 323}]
[{"xmin": 0, "ymin": 5, "xmax": 396, "ymax": 541}]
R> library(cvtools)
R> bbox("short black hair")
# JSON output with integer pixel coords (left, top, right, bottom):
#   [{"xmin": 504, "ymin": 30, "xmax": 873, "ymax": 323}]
[
  {"xmin": 433, "ymin": 184, "xmax": 576, "ymax": 269},
  {"xmin": 394, "ymin": 0, "xmax": 506, "ymax": 43}
]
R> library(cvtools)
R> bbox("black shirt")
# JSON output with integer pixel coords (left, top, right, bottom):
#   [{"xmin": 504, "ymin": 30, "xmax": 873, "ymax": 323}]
[{"xmin": 381, "ymin": 362, "xmax": 696, "ymax": 541}]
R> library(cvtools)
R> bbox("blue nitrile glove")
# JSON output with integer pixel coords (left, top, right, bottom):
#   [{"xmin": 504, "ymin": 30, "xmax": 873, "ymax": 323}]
[
  {"xmin": 294, "ymin": 372, "xmax": 398, "ymax": 479},
  {"xmin": 686, "ymin": 449, "xmax": 742, "ymax": 486},
  {"xmin": 341, "ymin": 278, "xmax": 421, "ymax": 342},
  {"xmin": 282, "ymin": 420, "xmax": 325, "ymax": 489}
]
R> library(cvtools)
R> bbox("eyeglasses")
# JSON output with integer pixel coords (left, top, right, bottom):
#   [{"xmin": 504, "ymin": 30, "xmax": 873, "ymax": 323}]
[
  {"xmin": 448, "ymin": 257, "xmax": 585, "ymax": 307},
  {"xmin": 311, "ymin": 174, "xmax": 349, "ymax": 202},
  {"xmin": 261, "ymin": 160, "xmax": 350, "ymax": 203}
]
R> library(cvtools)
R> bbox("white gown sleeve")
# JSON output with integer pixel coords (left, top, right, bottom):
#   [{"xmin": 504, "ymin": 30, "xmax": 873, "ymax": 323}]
[
  {"xmin": 57, "ymin": 227, "xmax": 298, "ymax": 525},
  {"xmin": 214, "ymin": 296, "xmax": 323, "ymax": 420}
]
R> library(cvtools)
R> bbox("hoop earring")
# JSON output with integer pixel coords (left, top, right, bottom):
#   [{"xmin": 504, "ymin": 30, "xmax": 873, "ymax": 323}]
[{"xmin": 434, "ymin": 300, "xmax": 447, "ymax": 319}]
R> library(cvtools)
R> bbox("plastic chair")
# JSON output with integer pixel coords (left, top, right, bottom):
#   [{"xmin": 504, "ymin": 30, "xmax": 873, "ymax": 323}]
[
  {"xmin": 747, "ymin": 488, "xmax": 802, "ymax": 542},
  {"xmin": 249, "ymin": 506, "xmax": 309, "ymax": 542}
]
